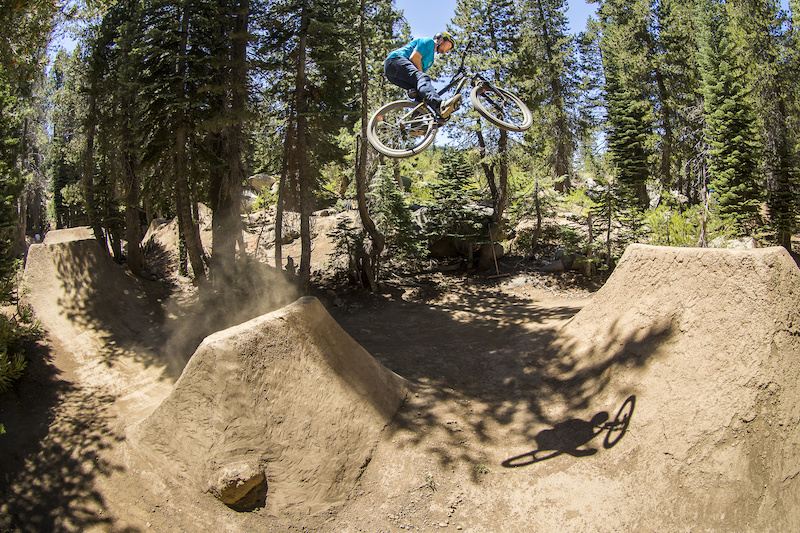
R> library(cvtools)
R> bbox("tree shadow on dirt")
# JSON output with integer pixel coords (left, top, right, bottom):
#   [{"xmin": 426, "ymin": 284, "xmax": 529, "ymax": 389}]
[
  {"xmin": 329, "ymin": 274, "xmax": 672, "ymax": 473},
  {"xmin": 50, "ymin": 239, "xmax": 175, "ymax": 372},
  {"xmin": 0, "ymin": 340, "xmax": 138, "ymax": 533}
]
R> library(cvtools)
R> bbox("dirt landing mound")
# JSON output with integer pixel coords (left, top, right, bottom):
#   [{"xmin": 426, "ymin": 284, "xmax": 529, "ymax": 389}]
[
  {"xmin": 21, "ymin": 228, "xmax": 172, "ymax": 420},
  {"xmin": 553, "ymin": 244, "xmax": 800, "ymax": 530},
  {"xmin": 23, "ymin": 228, "xmax": 160, "ymax": 352},
  {"xmin": 129, "ymin": 296, "xmax": 407, "ymax": 515}
]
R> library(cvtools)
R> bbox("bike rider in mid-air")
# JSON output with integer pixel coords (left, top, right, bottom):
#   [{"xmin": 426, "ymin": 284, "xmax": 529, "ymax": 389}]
[{"xmin": 384, "ymin": 31, "xmax": 462, "ymax": 119}]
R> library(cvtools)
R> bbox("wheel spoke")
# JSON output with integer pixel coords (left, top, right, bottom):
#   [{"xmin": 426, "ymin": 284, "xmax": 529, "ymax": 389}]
[{"xmin": 369, "ymin": 102, "xmax": 436, "ymax": 156}]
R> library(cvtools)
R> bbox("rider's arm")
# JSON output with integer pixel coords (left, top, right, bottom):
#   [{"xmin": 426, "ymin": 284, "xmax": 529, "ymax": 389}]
[{"xmin": 409, "ymin": 50, "xmax": 423, "ymax": 71}]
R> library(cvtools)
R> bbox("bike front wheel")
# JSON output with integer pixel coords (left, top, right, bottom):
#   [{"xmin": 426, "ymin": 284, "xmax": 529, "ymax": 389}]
[
  {"xmin": 603, "ymin": 395, "xmax": 636, "ymax": 449},
  {"xmin": 367, "ymin": 100, "xmax": 438, "ymax": 158},
  {"xmin": 470, "ymin": 83, "xmax": 533, "ymax": 132}
]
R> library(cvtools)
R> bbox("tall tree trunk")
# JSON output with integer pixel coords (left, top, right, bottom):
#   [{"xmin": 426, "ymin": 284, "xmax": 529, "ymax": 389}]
[
  {"xmin": 654, "ymin": 68, "xmax": 673, "ymax": 188},
  {"xmin": 274, "ymin": 106, "xmax": 296, "ymax": 272},
  {"xmin": 532, "ymin": 177, "xmax": 542, "ymax": 255},
  {"xmin": 356, "ymin": 0, "xmax": 384, "ymax": 290},
  {"xmin": 295, "ymin": 0, "xmax": 312, "ymax": 294},
  {"xmin": 496, "ymin": 129, "xmax": 509, "ymax": 223},
  {"xmin": 83, "ymin": 90, "xmax": 107, "ymax": 253},
  {"xmin": 393, "ymin": 158, "xmax": 402, "ymax": 190},
  {"xmin": 476, "ymin": 127, "xmax": 497, "ymax": 202},
  {"xmin": 210, "ymin": 0, "xmax": 249, "ymax": 284},
  {"xmin": 123, "ymin": 151, "xmax": 142, "ymax": 276},
  {"xmin": 15, "ymin": 118, "xmax": 28, "ymax": 249},
  {"xmin": 175, "ymin": 3, "xmax": 205, "ymax": 282},
  {"xmin": 479, "ymin": 129, "xmax": 508, "ymax": 270}
]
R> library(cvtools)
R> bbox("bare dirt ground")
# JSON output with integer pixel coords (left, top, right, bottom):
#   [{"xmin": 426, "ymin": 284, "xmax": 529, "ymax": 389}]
[{"xmin": 2, "ymin": 219, "xmax": 799, "ymax": 533}]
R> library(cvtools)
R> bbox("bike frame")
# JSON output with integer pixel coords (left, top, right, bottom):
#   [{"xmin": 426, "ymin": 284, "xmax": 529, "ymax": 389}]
[
  {"xmin": 408, "ymin": 40, "xmax": 490, "ymax": 121},
  {"xmin": 406, "ymin": 67, "xmax": 493, "ymax": 124}
]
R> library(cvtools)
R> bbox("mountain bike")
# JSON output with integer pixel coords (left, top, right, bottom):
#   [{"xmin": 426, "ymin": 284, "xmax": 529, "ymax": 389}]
[{"xmin": 367, "ymin": 58, "xmax": 533, "ymax": 158}]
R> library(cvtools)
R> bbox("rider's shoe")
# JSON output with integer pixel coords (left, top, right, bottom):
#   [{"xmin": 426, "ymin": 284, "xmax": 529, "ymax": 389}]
[
  {"xmin": 438, "ymin": 94, "xmax": 462, "ymax": 119},
  {"xmin": 407, "ymin": 89, "xmax": 422, "ymax": 102}
]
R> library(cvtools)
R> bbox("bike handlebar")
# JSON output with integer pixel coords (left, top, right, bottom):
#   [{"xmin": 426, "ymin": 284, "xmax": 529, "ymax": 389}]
[{"xmin": 438, "ymin": 39, "xmax": 474, "ymax": 96}]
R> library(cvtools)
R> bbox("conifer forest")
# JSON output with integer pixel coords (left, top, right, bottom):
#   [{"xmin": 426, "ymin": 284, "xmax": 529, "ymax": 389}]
[{"xmin": 2, "ymin": 0, "xmax": 799, "ymax": 298}]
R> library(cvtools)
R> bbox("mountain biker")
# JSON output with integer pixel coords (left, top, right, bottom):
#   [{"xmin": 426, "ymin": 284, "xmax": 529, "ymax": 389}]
[{"xmin": 384, "ymin": 31, "xmax": 461, "ymax": 119}]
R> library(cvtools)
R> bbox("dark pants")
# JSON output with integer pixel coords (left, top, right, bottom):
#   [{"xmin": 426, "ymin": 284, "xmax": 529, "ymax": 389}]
[{"xmin": 384, "ymin": 56, "xmax": 442, "ymax": 109}]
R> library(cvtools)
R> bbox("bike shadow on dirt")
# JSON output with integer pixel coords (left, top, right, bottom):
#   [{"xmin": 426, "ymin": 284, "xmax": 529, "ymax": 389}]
[{"xmin": 501, "ymin": 395, "xmax": 636, "ymax": 467}]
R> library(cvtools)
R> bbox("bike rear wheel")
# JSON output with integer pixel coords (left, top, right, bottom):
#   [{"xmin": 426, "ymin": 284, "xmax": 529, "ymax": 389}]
[
  {"xmin": 603, "ymin": 395, "xmax": 636, "ymax": 449},
  {"xmin": 367, "ymin": 100, "xmax": 438, "ymax": 158},
  {"xmin": 470, "ymin": 83, "xmax": 533, "ymax": 132}
]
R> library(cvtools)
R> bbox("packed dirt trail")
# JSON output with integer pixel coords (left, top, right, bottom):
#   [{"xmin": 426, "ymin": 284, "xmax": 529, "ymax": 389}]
[{"xmin": 1, "ymin": 224, "xmax": 799, "ymax": 532}]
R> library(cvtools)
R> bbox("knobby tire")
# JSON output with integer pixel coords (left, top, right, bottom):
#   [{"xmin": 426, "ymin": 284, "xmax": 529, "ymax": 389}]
[
  {"xmin": 367, "ymin": 100, "xmax": 437, "ymax": 158},
  {"xmin": 470, "ymin": 83, "xmax": 533, "ymax": 132}
]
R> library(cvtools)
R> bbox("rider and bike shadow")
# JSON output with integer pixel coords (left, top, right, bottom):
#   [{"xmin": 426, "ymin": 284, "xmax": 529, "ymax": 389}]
[{"xmin": 502, "ymin": 395, "xmax": 636, "ymax": 468}]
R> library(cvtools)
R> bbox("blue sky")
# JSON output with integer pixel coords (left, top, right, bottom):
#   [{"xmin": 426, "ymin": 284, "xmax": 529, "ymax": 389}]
[{"xmin": 395, "ymin": 0, "xmax": 599, "ymax": 39}]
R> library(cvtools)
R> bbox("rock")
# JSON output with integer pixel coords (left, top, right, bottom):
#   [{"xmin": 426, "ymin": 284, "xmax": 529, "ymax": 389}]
[
  {"xmin": 429, "ymin": 237, "xmax": 461, "ymax": 258},
  {"xmin": 248, "ymin": 173, "xmax": 276, "ymax": 193},
  {"xmin": 208, "ymin": 462, "xmax": 267, "ymax": 511},
  {"xmin": 571, "ymin": 254, "xmax": 589, "ymax": 271},
  {"xmin": 710, "ymin": 236, "xmax": 760, "ymax": 249},
  {"xmin": 539, "ymin": 259, "xmax": 565, "ymax": 272}
]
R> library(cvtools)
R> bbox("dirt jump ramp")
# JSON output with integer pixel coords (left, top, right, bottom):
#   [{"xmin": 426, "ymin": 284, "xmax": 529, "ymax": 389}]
[
  {"xmin": 23, "ymin": 228, "xmax": 159, "ymax": 353},
  {"xmin": 21, "ymin": 228, "xmax": 173, "ymax": 419},
  {"xmin": 129, "ymin": 296, "xmax": 407, "ymax": 514},
  {"xmin": 549, "ymin": 244, "xmax": 800, "ymax": 530}
]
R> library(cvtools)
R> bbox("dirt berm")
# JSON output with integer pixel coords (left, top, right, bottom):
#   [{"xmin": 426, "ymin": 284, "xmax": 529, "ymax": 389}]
[{"xmin": 526, "ymin": 244, "xmax": 800, "ymax": 530}]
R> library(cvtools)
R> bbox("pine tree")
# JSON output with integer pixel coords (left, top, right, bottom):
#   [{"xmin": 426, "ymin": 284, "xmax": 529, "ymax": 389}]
[
  {"xmin": 46, "ymin": 50, "xmax": 85, "ymax": 229},
  {"xmin": 0, "ymin": 0, "xmax": 57, "ymax": 391},
  {"xmin": 518, "ymin": 0, "xmax": 577, "ymax": 192},
  {"xmin": 136, "ymin": 0, "xmax": 214, "ymax": 281},
  {"xmin": 729, "ymin": 0, "xmax": 798, "ymax": 249},
  {"xmin": 369, "ymin": 168, "xmax": 422, "ymax": 259},
  {"xmin": 651, "ymin": 0, "xmax": 703, "ymax": 195},
  {"xmin": 587, "ymin": 170, "xmax": 624, "ymax": 270},
  {"xmin": 598, "ymin": 0, "xmax": 652, "ymax": 210},
  {"xmin": 575, "ymin": 22, "xmax": 606, "ymax": 177},
  {"xmin": 424, "ymin": 150, "xmax": 487, "ymax": 262},
  {"xmin": 85, "ymin": 0, "xmax": 146, "ymax": 272},
  {"xmin": 698, "ymin": 1, "xmax": 763, "ymax": 234},
  {"xmin": 203, "ymin": 0, "xmax": 251, "ymax": 283},
  {"xmin": 449, "ymin": 0, "xmax": 520, "ymax": 269},
  {"xmin": 260, "ymin": 0, "xmax": 360, "ymax": 292},
  {"xmin": 0, "ymin": 69, "xmax": 22, "ymax": 303},
  {"xmin": 605, "ymin": 72, "xmax": 650, "ymax": 209}
]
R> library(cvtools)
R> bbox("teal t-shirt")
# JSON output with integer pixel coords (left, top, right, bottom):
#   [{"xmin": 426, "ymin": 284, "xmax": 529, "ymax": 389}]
[{"xmin": 386, "ymin": 38, "xmax": 436, "ymax": 72}]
